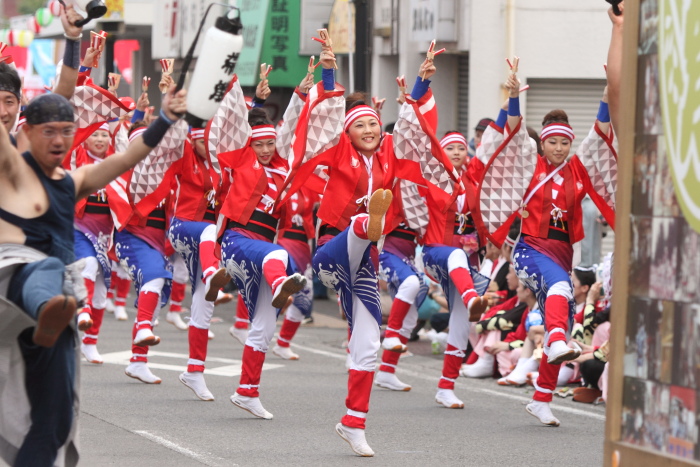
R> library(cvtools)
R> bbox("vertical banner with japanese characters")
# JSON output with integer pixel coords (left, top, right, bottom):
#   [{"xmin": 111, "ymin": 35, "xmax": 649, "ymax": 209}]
[
  {"xmin": 237, "ymin": 0, "xmax": 271, "ymax": 86},
  {"xmin": 152, "ymin": 0, "xmax": 181, "ymax": 59},
  {"xmin": 259, "ymin": 0, "xmax": 310, "ymax": 87}
]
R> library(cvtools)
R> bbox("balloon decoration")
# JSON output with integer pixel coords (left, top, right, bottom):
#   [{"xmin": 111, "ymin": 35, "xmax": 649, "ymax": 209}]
[
  {"xmin": 35, "ymin": 7, "xmax": 54, "ymax": 27},
  {"xmin": 27, "ymin": 17, "xmax": 41, "ymax": 35},
  {"xmin": 48, "ymin": 0, "xmax": 62, "ymax": 17},
  {"xmin": 0, "ymin": 30, "xmax": 35, "ymax": 48},
  {"xmin": 6, "ymin": 0, "xmax": 64, "ymax": 49}
]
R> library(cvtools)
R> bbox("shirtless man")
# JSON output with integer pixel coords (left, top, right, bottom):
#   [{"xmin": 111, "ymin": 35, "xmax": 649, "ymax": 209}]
[{"xmin": 0, "ymin": 70, "xmax": 187, "ymax": 465}]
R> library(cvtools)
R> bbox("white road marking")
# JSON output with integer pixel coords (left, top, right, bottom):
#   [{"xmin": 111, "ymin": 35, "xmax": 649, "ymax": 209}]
[
  {"xmin": 289, "ymin": 341, "xmax": 347, "ymax": 361},
  {"xmin": 99, "ymin": 350, "xmax": 283, "ymax": 377},
  {"xmin": 133, "ymin": 430, "xmax": 229, "ymax": 466},
  {"xmin": 290, "ymin": 340, "xmax": 606, "ymax": 421}
]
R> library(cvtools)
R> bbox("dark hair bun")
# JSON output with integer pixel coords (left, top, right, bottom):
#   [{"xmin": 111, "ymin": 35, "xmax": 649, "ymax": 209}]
[
  {"xmin": 542, "ymin": 109, "xmax": 569, "ymax": 127},
  {"xmin": 128, "ymin": 121, "xmax": 147, "ymax": 136},
  {"xmin": 345, "ymin": 91, "xmax": 370, "ymax": 112},
  {"xmin": 248, "ymin": 107, "xmax": 272, "ymax": 127}
]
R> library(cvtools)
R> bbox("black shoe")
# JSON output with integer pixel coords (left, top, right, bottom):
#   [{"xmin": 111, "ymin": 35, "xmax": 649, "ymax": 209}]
[{"xmin": 302, "ymin": 316, "xmax": 314, "ymax": 325}]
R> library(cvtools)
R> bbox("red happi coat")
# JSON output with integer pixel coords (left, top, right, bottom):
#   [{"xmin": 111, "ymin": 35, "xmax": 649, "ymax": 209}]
[
  {"xmin": 205, "ymin": 75, "xmax": 305, "ymax": 237},
  {"xmin": 217, "ymin": 146, "xmax": 289, "ymax": 228},
  {"xmin": 474, "ymin": 118, "xmax": 617, "ymax": 248},
  {"xmin": 104, "ymin": 119, "xmax": 189, "ymax": 231},
  {"xmin": 280, "ymin": 81, "xmax": 454, "ymax": 237},
  {"xmin": 314, "ymin": 135, "xmax": 398, "ymax": 233},
  {"xmin": 392, "ymin": 92, "xmax": 481, "ymax": 246},
  {"xmin": 69, "ymin": 145, "xmax": 115, "ymax": 219},
  {"xmin": 422, "ymin": 160, "xmax": 487, "ymax": 246},
  {"xmin": 171, "ymin": 139, "xmax": 220, "ymax": 223},
  {"xmin": 278, "ymin": 187, "xmax": 317, "ymax": 240}
]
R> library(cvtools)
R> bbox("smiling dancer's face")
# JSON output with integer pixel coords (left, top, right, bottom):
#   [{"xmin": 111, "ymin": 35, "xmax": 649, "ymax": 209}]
[
  {"xmin": 85, "ymin": 130, "xmax": 110, "ymax": 158},
  {"xmin": 347, "ymin": 115, "xmax": 381, "ymax": 157},
  {"xmin": 444, "ymin": 142, "xmax": 468, "ymax": 170},
  {"xmin": 251, "ymin": 138, "xmax": 276, "ymax": 166}
]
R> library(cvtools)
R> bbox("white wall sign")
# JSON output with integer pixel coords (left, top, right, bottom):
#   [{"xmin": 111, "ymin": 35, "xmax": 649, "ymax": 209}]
[
  {"xmin": 409, "ymin": 0, "xmax": 437, "ymax": 43},
  {"xmin": 151, "ymin": 0, "xmax": 181, "ymax": 59}
]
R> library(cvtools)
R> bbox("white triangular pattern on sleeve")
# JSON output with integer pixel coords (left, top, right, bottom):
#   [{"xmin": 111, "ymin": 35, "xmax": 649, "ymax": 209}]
[
  {"xmin": 479, "ymin": 124, "xmax": 537, "ymax": 234},
  {"xmin": 576, "ymin": 125, "xmax": 617, "ymax": 210},
  {"xmin": 71, "ymin": 86, "xmax": 128, "ymax": 129},
  {"xmin": 129, "ymin": 119, "xmax": 188, "ymax": 204}
]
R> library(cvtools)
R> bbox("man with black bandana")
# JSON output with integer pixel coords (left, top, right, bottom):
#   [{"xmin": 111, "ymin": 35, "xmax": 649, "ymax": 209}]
[
  {"xmin": 11, "ymin": 2, "xmax": 85, "ymax": 153},
  {"xmin": 0, "ymin": 64, "xmax": 187, "ymax": 466}
]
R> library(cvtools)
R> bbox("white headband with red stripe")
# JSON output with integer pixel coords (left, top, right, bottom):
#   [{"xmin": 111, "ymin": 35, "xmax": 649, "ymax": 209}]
[
  {"xmin": 97, "ymin": 122, "xmax": 110, "ymax": 132},
  {"xmin": 344, "ymin": 105, "xmax": 380, "ymax": 131},
  {"xmin": 540, "ymin": 123, "xmax": 575, "ymax": 142},
  {"xmin": 251, "ymin": 124, "xmax": 276, "ymax": 141},
  {"xmin": 190, "ymin": 128, "xmax": 205, "ymax": 141},
  {"xmin": 128, "ymin": 127, "xmax": 146, "ymax": 142},
  {"xmin": 440, "ymin": 132, "xmax": 467, "ymax": 149}
]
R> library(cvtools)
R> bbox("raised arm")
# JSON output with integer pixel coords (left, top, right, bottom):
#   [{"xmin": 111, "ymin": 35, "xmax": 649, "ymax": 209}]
[
  {"xmin": 52, "ymin": 3, "xmax": 85, "ymax": 100},
  {"xmin": 596, "ymin": 86, "xmax": 611, "ymax": 135},
  {"xmin": 254, "ymin": 77, "xmax": 271, "ymax": 106},
  {"xmin": 72, "ymin": 85, "xmax": 187, "ymax": 200},
  {"xmin": 0, "ymin": 114, "xmax": 21, "ymax": 185},
  {"xmin": 606, "ymin": 3, "xmax": 624, "ymax": 132},
  {"xmin": 277, "ymin": 73, "xmax": 312, "ymax": 159},
  {"xmin": 505, "ymin": 70, "xmax": 521, "ymax": 132}
]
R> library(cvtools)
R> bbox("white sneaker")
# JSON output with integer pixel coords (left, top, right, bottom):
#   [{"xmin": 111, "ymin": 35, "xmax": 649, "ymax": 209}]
[
  {"xmin": 208, "ymin": 329, "xmax": 215, "ymax": 340},
  {"xmin": 229, "ymin": 326, "xmax": 248, "ymax": 345},
  {"xmin": 547, "ymin": 340, "xmax": 581, "ymax": 365},
  {"xmin": 335, "ymin": 423, "xmax": 374, "ymax": 457},
  {"xmin": 271, "ymin": 273, "xmax": 307, "ymax": 308},
  {"xmin": 125, "ymin": 362, "xmax": 162, "ymax": 384},
  {"xmin": 526, "ymin": 400, "xmax": 560, "ymax": 427},
  {"xmin": 114, "ymin": 305, "xmax": 128, "ymax": 321},
  {"xmin": 81, "ymin": 343, "xmax": 103, "ymax": 364},
  {"xmin": 435, "ymin": 388, "xmax": 464, "ymax": 409},
  {"xmin": 230, "ymin": 392, "xmax": 273, "ymax": 419},
  {"xmin": 557, "ymin": 363, "xmax": 575, "ymax": 386},
  {"xmin": 272, "ymin": 344, "xmax": 299, "ymax": 360},
  {"xmin": 133, "ymin": 328, "xmax": 161, "ymax": 346},
  {"xmin": 105, "ymin": 298, "xmax": 115, "ymax": 313},
  {"xmin": 460, "ymin": 353, "xmax": 495, "ymax": 378},
  {"xmin": 506, "ymin": 357, "xmax": 539, "ymax": 386},
  {"xmin": 375, "ymin": 371, "xmax": 411, "ymax": 391},
  {"xmin": 179, "ymin": 371, "xmax": 214, "ymax": 401},
  {"xmin": 381, "ymin": 336, "xmax": 407, "ymax": 353},
  {"xmin": 166, "ymin": 311, "xmax": 188, "ymax": 331},
  {"xmin": 77, "ymin": 311, "xmax": 93, "ymax": 331}
]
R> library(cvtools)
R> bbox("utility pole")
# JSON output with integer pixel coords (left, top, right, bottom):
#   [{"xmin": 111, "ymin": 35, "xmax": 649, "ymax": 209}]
[{"xmin": 353, "ymin": 0, "xmax": 371, "ymax": 92}]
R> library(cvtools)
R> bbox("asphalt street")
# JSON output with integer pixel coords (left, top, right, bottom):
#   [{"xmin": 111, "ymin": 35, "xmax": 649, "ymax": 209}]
[{"xmin": 77, "ymin": 295, "xmax": 606, "ymax": 466}]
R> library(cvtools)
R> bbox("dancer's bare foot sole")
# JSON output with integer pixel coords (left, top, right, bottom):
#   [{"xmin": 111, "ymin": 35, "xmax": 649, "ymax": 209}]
[
  {"xmin": 271, "ymin": 274, "xmax": 306, "ymax": 309},
  {"xmin": 468, "ymin": 296, "xmax": 489, "ymax": 322},
  {"xmin": 205, "ymin": 268, "xmax": 232, "ymax": 302},
  {"xmin": 367, "ymin": 189, "xmax": 393, "ymax": 242},
  {"xmin": 33, "ymin": 295, "xmax": 77, "ymax": 347}
]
